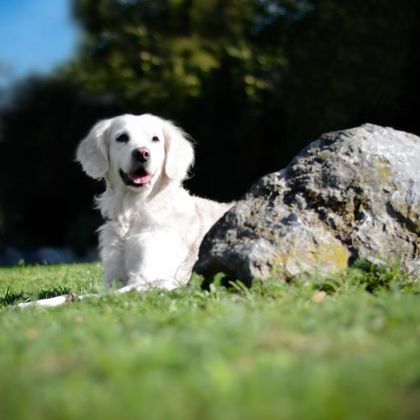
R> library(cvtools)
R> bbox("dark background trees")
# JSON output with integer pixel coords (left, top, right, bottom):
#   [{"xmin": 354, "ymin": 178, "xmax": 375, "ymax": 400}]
[{"xmin": 0, "ymin": 0, "xmax": 419, "ymax": 255}]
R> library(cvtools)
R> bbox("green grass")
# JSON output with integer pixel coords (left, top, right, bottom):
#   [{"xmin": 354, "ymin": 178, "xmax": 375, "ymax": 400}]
[{"xmin": 0, "ymin": 262, "xmax": 419, "ymax": 420}]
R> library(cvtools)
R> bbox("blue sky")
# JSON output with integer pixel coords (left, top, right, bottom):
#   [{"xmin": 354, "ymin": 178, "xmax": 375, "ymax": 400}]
[{"xmin": 0, "ymin": 0, "xmax": 80, "ymax": 87}]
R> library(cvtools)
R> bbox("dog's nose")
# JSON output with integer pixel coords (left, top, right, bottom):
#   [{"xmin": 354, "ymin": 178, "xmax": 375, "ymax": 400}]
[{"xmin": 132, "ymin": 147, "xmax": 150, "ymax": 162}]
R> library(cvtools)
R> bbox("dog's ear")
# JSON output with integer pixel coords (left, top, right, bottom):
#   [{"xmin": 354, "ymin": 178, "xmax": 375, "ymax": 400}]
[
  {"xmin": 163, "ymin": 120, "xmax": 195, "ymax": 182},
  {"xmin": 76, "ymin": 119, "xmax": 112, "ymax": 179}
]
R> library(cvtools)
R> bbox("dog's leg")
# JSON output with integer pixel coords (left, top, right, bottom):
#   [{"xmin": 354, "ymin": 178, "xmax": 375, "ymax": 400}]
[
  {"xmin": 16, "ymin": 292, "xmax": 98, "ymax": 308},
  {"xmin": 15, "ymin": 286, "xmax": 142, "ymax": 309},
  {"xmin": 15, "ymin": 278, "xmax": 181, "ymax": 309}
]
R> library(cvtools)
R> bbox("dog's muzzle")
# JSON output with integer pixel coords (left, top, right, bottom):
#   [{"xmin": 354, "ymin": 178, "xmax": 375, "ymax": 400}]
[
  {"xmin": 119, "ymin": 167, "xmax": 151, "ymax": 187},
  {"xmin": 119, "ymin": 147, "xmax": 152, "ymax": 187}
]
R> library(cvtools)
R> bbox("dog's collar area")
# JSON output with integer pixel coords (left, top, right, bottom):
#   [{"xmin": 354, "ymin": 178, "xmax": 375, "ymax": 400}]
[{"xmin": 119, "ymin": 168, "xmax": 151, "ymax": 188}]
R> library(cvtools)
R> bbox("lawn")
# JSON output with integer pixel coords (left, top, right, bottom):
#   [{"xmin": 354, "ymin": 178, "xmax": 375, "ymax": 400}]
[{"xmin": 0, "ymin": 262, "xmax": 419, "ymax": 420}]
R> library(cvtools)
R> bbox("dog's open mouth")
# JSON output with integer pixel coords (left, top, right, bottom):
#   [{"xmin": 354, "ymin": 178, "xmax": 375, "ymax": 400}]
[{"xmin": 119, "ymin": 168, "xmax": 152, "ymax": 187}]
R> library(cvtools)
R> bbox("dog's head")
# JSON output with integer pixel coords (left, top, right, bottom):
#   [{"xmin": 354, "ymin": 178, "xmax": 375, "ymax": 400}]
[{"xmin": 76, "ymin": 114, "xmax": 194, "ymax": 195}]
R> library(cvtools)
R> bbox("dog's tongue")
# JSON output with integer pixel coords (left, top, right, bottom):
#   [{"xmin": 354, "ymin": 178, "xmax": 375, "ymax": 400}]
[{"xmin": 128, "ymin": 173, "xmax": 151, "ymax": 185}]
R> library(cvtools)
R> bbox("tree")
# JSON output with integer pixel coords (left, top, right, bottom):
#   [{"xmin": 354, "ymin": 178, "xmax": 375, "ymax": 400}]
[
  {"xmin": 1, "ymin": 0, "xmax": 419, "ymax": 251},
  {"xmin": 0, "ymin": 77, "xmax": 120, "ymax": 250},
  {"xmin": 281, "ymin": 0, "xmax": 420, "ymax": 143},
  {"xmin": 69, "ymin": 0, "xmax": 311, "ymax": 197}
]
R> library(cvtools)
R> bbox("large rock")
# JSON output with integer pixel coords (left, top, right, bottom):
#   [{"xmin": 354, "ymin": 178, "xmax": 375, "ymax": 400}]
[{"xmin": 194, "ymin": 124, "xmax": 420, "ymax": 284}]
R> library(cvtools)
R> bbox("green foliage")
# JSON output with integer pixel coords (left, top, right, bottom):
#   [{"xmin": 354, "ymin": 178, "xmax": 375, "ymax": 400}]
[
  {"xmin": 281, "ymin": 0, "xmax": 420, "ymax": 143},
  {"xmin": 70, "ymin": 0, "xmax": 291, "ymax": 110},
  {"xmin": 69, "ymin": 0, "xmax": 420, "ymax": 143},
  {"xmin": 1, "ymin": 0, "xmax": 420, "ymax": 249},
  {"xmin": 311, "ymin": 259, "xmax": 418, "ymax": 295},
  {"xmin": 0, "ymin": 263, "xmax": 419, "ymax": 419}
]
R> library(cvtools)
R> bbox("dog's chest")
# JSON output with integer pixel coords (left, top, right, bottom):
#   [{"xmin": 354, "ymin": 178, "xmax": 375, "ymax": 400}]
[{"xmin": 124, "ymin": 226, "xmax": 191, "ymax": 282}]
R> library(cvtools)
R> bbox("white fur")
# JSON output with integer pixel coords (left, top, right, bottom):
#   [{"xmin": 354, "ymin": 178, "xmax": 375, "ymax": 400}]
[{"xmin": 76, "ymin": 114, "xmax": 232, "ymax": 292}]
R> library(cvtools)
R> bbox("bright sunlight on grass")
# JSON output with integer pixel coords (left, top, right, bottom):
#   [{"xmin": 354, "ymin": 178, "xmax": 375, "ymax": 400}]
[{"xmin": 0, "ymin": 262, "xmax": 419, "ymax": 420}]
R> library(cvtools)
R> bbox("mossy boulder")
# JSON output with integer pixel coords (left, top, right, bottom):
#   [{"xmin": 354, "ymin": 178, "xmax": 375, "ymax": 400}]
[{"xmin": 195, "ymin": 124, "xmax": 420, "ymax": 283}]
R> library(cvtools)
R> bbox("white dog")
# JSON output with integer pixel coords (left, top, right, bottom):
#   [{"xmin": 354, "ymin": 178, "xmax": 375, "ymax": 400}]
[
  {"xmin": 76, "ymin": 113, "xmax": 232, "ymax": 293},
  {"xmin": 17, "ymin": 114, "xmax": 231, "ymax": 308},
  {"xmin": 18, "ymin": 114, "xmax": 231, "ymax": 308}
]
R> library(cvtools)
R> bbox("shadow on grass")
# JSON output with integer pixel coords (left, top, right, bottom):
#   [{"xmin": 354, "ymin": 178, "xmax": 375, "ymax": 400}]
[{"xmin": 0, "ymin": 288, "xmax": 29, "ymax": 306}]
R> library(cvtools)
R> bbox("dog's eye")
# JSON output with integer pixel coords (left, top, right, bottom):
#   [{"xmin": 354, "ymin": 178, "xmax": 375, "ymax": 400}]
[
  {"xmin": 152, "ymin": 136, "xmax": 160, "ymax": 142},
  {"xmin": 116, "ymin": 133, "xmax": 129, "ymax": 143}
]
